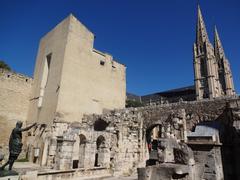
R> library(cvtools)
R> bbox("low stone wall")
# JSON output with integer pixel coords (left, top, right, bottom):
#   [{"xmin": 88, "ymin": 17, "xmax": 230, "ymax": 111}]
[
  {"xmin": 20, "ymin": 167, "xmax": 111, "ymax": 180},
  {"xmin": 82, "ymin": 96, "xmax": 240, "ymax": 178}
]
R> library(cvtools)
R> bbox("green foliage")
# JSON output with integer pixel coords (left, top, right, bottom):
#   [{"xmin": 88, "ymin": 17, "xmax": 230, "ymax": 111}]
[
  {"xmin": 126, "ymin": 99, "xmax": 143, "ymax": 108},
  {"xmin": 0, "ymin": 60, "xmax": 11, "ymax": 71},
  {"xmin": 16, "ymin": 158, "xmax": 28, "ymax": 162}
]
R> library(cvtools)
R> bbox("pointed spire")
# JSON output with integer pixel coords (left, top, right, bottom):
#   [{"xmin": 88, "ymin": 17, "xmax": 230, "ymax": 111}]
[
  {"xmin": 214, "ymin": 26, "xmax": 225, "ymax": 58},
  {"xmin": 196, "ymin": 5, "xmax": 210, "ymax": 44}
]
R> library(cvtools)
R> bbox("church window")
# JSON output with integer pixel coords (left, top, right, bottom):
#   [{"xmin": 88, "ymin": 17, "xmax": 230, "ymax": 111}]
[{"xmin": 200, "ymin": 58, "xmax": 207, "ymax": 77}]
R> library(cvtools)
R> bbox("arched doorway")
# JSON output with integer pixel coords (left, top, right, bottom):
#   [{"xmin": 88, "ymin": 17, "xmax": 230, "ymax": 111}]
[
  {"xmin": 79, "ymin": 134, "xmax": 87, "ymax": 168},
  {"xmin": 94, "ymin": 135, "xmax": 108, "ymax": 167},
  {"xmin": 146, "ymin": 124, "xmax": 162, "ymax": 151},
  {"xmin": 145, "ymin": 124, "xmax": 163, "ymax": 166}
]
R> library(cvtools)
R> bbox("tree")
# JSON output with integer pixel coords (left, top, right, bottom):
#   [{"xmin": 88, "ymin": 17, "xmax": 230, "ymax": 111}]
[
  {"xmin": 126, "ymin": 99, "xmax": 143, "ymax": 108},
  {"xmin": 0, "ymin": 60, "xmax": 11, "ymax": 71}
]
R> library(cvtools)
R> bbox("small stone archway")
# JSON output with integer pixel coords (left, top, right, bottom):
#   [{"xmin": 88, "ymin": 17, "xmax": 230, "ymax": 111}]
[
  {"xmin": 145, "ymin": 123, "xmax": 163, "ymax": 166},
  {"xmin": 79, "ymin": 134, "xmax": 87, "ymax": 168},
  {"xmin": 146, "ymin": 124, "xmax": 163, "ymax": 150},
  {"xmin": 144, "ymin": 109, "xmax": 187, "ymax": 142},
  {"xmin": 94, "ymin": 135, "xmax": 109, "ymax": 167}
]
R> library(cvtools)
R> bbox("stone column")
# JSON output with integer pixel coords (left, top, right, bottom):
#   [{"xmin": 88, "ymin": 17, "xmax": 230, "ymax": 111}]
[
  {"xmin": 138, "ymin": 118, "xmax": 144, "ymax": 162},
  {"xmin": 181, "ymin": 109, "xmax": 187, "ymax": 142},
  {"xmin": 113, "ymin": 130, "xmax": 124, "ymax": 176},
  {"xmin": 213, "ymin": 147, "xmax": 224, "ymax": 180},
  {"xmin": 84, "ymin": 141, "xmax": 96, "ymax": 168},
  {"xmin": 41, "ymin": 138, "xmax": 49, "ymax": 166},
  {"xmin": 47, "ymin": 137, "xmax": 57, "ymax": 167},
  {"xmin": 98, "ymin": 144, "xmax": 110, "ymax": 168},
  {"xmin": 55, "ymin": 136, "xmax": 75, "ymax": 170}
]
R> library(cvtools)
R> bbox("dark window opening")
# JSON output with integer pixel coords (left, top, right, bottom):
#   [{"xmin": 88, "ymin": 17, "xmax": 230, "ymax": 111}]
[
  {"xmin": 72, "ymin": 160, "xmax": 79, "ymax": 169},
  {"xmin": 45, "ymin": 53, "xmax": 52, "ymax": 87},
  {"xmin": 100, "ymin": 60, "xmax": 105, "ymax": 66},
  {"xmin": 46, "ymin": 53, "xmax": 52, "ymax": 69},
  {"xmin": 94, "ymin": 153, "xmax": 99, "ymax": 167},
  {"xmin": 94, "ymin": 119, "xmax": 109, "ymax": 131},
  {"xmin": 200, "ymin": 58, "xmax": 207, "ymax": 78}
]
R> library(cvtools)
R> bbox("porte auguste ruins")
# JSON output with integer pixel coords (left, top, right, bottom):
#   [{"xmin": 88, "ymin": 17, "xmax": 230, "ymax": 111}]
[{"xmin": 0, "ymin": 5, "xmax": 240, "ymax": 180}]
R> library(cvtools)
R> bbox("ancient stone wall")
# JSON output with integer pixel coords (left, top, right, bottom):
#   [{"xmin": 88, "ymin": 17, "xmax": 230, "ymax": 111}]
[
  {"xmin": 26, "ymin": 97, "xmax": 240, "ymax": 178},
  {"xmin": 0, "ymin": 69, "xmax": 32, "ymax": 159},
  {"xmin": 81, "ymin": 97, "xmax": 240, "ymax": 177}
]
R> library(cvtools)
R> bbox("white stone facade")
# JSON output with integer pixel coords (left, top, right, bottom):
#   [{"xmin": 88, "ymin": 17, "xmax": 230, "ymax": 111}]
[{"xmin": 26, "ymin": 14, "xmax": 126, "ymax": 125}]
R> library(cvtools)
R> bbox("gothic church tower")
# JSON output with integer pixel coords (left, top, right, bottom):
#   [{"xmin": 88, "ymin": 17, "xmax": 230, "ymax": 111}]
[
  {"xmin": 193, "ymin": 6, "xmax": 235, "ymax": 100},
  {"xmin": 214, "ymin": 27, "xmax": 235, "ymax": 96}
]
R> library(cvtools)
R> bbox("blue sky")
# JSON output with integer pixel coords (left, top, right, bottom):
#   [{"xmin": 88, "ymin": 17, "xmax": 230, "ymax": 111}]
[{"xmin": 0, "ymin": 0, "xmax": 239, "ymax": 95}]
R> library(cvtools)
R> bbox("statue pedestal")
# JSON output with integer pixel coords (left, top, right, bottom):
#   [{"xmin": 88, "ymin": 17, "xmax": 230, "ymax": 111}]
[
  {"xmin": 0, "ymin": 170, "xmax": 19, "ymax": 179},
  {"xmin": 0, "ymin": 176, "xmax": 19, "ymax": 180}
]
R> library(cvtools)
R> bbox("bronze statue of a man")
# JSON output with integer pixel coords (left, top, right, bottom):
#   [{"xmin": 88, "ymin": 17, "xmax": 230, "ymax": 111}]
[{"xmin": 0, "ymin": 121, "xmax": 37, "ymax": 171}]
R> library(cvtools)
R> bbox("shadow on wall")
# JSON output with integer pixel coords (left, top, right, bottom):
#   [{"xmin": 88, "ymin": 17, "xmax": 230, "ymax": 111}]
[{"xmin": 188, "ymin": 105, "xmax": 240, "ymax": 180}]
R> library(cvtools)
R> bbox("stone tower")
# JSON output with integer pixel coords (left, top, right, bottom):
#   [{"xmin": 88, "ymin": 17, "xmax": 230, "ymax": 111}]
[
  {"xmin": 193, "ymin": 6, "xmax": 235, "ymax": 100},
  {"xmin": 26, "ymin": 14, "xmax": 126, "ymax": 125}
]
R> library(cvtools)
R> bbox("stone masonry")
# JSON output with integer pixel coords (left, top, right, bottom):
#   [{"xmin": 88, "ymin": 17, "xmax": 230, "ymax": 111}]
[
  {"xmin": 25, "ymin": 97, "xmax": 240, "ymax": 179},
  {"xmin": 193, "ymin": 6, "xmax": 235, "ymax": 100},
  {"xmin": 0, "ymin": 5, "xmax": 239, "ymax": 180},
  {"xmin": 0, "ymin": 69, "xmax": 32, "ymax": 161}
]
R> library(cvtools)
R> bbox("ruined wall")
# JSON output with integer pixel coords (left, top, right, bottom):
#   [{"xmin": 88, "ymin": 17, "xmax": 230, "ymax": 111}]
[
  {"xmin": 81, "ymin": 97, "xmax": 240, "ymax": 177},
  {"xmin": 0, "ymin": 69, "xmax": 32, "ymax": 158},
  {"xmin": 27, "ymin": 97, "xmax": 240, "ymax": 178}
]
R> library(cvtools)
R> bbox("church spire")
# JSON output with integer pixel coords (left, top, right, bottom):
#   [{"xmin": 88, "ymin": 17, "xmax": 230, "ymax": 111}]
[
  {"xmin": 196, "ymin": 5, "xmax": 210, "ymax": 44},
  {"xmin": 214, "ymin": 26, "xmax": 225, "ymax": 59},
  {"xmin": 214, "ymin": 26, "xmax": 236, "ymax": 96},
  {"xmin": 194, "ymin": 5, "xmax": 221, "ymax": 100},
  {"xmin": 193, "ymin": 5, "xmax": 235, "ymax": 99}
]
